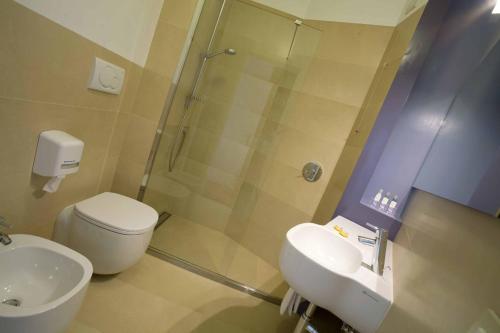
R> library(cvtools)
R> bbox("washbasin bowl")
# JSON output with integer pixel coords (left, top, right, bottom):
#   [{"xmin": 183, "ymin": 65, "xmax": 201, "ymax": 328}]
[
  {"xmin": 280, "ymin": 221, "xmax": 393, "ymax": 333},
  {"xmin": 285, "ymin": 223, "xmax": 363, "ymax": 273},
  {"xmin": 0, "ymin": 234, "xmax": 93, "ymax": 333}
]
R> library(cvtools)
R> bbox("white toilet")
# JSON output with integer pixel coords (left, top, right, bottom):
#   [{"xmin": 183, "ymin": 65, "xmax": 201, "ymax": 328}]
[{"xmin": 53, "ymin": 192, "xmax": 158, "ymax": 274}]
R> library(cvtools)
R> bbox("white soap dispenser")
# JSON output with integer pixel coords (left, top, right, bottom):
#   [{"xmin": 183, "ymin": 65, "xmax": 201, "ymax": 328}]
[{"xmin": 33, "ymin": 130, "xmax": 84, "ymax": 193}]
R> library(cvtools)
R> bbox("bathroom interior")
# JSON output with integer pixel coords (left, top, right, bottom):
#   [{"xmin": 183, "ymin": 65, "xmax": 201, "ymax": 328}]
[{"xmin": 0, "ymin": 0, "xmax": 499, "ymax": 332}]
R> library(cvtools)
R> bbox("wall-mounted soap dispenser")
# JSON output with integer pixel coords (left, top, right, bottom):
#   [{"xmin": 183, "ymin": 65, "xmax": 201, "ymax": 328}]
[{"xmin": 33, "ymin": 130, "xmax": 84, "ymax": 193}]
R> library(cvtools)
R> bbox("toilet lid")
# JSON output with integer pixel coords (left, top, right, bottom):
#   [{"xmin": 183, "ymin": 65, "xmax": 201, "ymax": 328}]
[{"xmin": 74, "ymin": 192, "xmax": 158, "ymax": 235}]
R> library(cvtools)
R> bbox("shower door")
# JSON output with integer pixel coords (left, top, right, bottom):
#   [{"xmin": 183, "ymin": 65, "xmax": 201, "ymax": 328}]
[{"xmin": 143, "ymin": 0, "xmax": 321, "ymax": 299}]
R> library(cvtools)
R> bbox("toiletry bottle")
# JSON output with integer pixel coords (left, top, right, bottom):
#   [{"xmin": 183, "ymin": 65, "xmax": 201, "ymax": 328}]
[
  {"xmin": 387, "ymin": 195, "xmax": 398, "ymax": 215},
  {"xmin": 379, "ymin": 192, "xmax": 391, "ymax": 211},
  {"xmin": 372, "ymin": 189, "xmax": 384, "ymax": 207}
]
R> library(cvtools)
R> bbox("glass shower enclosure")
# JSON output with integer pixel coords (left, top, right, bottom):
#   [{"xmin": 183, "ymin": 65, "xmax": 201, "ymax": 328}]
[{"xmin": 142, "ymin": 0, "xmax": 321, "ymax": 300}]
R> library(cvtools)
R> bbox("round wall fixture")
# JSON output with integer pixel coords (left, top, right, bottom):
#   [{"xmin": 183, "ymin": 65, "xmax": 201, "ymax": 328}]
[{"xmin": 302, "ymin": 161, "xmax": 322, "ymax": 182}]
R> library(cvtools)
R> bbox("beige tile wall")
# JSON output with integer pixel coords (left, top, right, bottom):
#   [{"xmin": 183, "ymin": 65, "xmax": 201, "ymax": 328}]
[
  {"xmin": 0, "ymin": 0, "xmax": 198, "ymax": 237},
  {"xmin": 0, "ymin": 0, "xmax": 143, "ymax": 237},
  {"xmin": 314, "ymin": 7, "xmax": 425, "ymax": 223},
  {"xmin": 378, "ymin": 190, "xmax": 500, "ymax": 332}
]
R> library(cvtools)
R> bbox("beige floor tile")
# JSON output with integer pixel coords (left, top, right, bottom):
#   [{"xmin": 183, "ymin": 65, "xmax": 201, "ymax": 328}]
[
  {"xmin": 73, "ymin": 252, "xmax": 297, "ymax": 333},
  {"xmin": 148, "ymin": 215, "xmax": 288, "ymax": 297},
  {"xmin": 224, "ymin": 245, "xmax": 287, "ymax": 297},
  {"xmin": 67, "ymin": 321, "xmax": 102, "ymax": 333},
  {"xmin": 149, "ymin": 215, "xmax": 237, "ymax": 274},
  {"xmin": 76, "ymin": 274, "xmax": 198, "ymax": 333}
]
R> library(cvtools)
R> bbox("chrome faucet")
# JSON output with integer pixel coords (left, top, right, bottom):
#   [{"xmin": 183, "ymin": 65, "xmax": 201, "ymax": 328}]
[
  {"xmin": 0, "ymin": 216, "xmax": 12, "ymax": 245},
  {"xmin": 358, "ymin": 223, "xmax": 388, "ymax": 276}
]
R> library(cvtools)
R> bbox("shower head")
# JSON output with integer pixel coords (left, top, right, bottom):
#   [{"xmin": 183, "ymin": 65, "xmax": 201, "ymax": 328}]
[{"xmin": 205, "ymin": 48, "xmax": 237, "ymax": 59}]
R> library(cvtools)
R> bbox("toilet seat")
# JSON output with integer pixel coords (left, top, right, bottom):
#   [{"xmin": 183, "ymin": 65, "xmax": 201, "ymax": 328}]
[{"xmin": 74, "ymin": 192, "xmax": 158, "ymax": 235}]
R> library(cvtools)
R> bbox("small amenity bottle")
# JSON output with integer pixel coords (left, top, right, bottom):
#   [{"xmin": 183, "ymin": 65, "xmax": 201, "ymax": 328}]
[
  {"xmin": 387, "ymin": 195, "xmax": 398, "ymax": 215},
  {"xmin": 372, "ymin": 189, "xmax": 384, "ymax": 207},
  {"xmin": 379, "ymin": 192, "xmax": 391, "ymax": 211}
]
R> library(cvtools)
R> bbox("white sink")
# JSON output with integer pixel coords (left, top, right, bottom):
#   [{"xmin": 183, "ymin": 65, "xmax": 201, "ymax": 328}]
[
  {"xmin": 0, "ymin": 234, "xmax": 93, "ymax": 333},
  {"xmin": 286, "ymin": 223, "xmax": 363, "ymax": 273},
  {"xmin": 280, "ymin": 218, "xmax": 393, "ymax": 333}
]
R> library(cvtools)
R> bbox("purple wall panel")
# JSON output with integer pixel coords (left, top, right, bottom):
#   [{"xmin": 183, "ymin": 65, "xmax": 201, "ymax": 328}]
[
  {"xmin": 335, "ymin": 0, "xmax": 500, "ymax": 239},
  {"xmin": 468, "ymin": 148, "xmax": 500, "ymax": 216},
  {"xmin": 415, "ymin": 41, "xmax": 500, "ymax": 214},
  {"xmin": 333, "ymin": 0, "xmax": 451, "ymax": 239},
  {"xmin": 363, "ymin": 0, "xmax": 500, "ymax": 221}
]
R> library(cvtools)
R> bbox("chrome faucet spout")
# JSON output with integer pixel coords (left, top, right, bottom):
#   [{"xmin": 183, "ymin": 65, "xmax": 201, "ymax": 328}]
[
  {"xmin": 0, "ymin": 232, "xmax": 11, "ymax": 245},
  {"xmin": 0, "ymin": 216, "xmax": 12, "ymax": 245},
  {"xmin": 357, "ymin": 235, "xmax": 376, "ymax": 245},
  {"xmin": 358, "ymin": 223, "xmax": 388, "ymax": 276}
]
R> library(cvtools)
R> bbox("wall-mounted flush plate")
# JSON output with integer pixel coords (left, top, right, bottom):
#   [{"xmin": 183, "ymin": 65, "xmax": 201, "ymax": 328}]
[
  {"xmin": 88, "ymin": 57, "xmax": 125, "ymax": 95},
  {"xmin": 302, "ymin": 162, "xmax": 322, "ymax": 182}
]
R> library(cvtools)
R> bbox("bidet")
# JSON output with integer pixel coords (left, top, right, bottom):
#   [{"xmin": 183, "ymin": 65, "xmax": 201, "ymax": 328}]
[{"xmin": 0, "ymin": 234, "xmax": 92, "ymax": 333}]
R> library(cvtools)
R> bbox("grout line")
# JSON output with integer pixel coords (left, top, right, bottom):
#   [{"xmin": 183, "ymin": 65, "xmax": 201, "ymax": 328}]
[
  {"xmin": 0, "ymin": 95, "xmax": 118, "ymax": 113},
  {"xmin": 128, "ymin": 112, "xmax": 161, "ymax": 124}
]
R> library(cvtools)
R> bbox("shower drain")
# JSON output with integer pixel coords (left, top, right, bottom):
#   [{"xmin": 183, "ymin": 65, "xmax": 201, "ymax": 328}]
[{"xmin": 2, "ymin": 298, "xmax": 21, "ymax": 307}]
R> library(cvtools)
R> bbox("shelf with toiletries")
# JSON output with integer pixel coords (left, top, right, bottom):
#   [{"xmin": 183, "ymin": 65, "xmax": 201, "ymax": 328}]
[{"xmin": 360, "ymin": 188, "xmax": 403, "ymax": 222}]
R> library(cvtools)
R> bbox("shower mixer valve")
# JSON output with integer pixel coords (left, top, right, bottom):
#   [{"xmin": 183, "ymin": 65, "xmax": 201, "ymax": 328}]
[{"xmin": 302, "ymin": 162, "xmax": 322, "ymax": 182}]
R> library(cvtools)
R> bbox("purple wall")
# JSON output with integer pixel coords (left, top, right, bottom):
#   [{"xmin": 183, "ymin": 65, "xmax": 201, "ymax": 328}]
[
  {"xmin": 335, "ymin": 0, "xmax": 500, "ymax": 239},
  {"xmin": 469, "ymin": 148, "xmax": 500, "ymax": 216},
  {"xmin": 414, "ymin": 41, "xmax": 500, "ymax": 215},
  {"xmin": 359, "ymin": 0, "xmax": 500, "ymax": 235},
  {"xmin": 333, "ymin": 0, "xmax": 451, "ymax": 239}
]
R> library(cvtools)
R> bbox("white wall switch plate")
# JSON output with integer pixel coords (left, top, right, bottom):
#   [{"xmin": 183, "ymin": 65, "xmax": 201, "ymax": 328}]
[{"xmin": 88, "ymin": 57, "xmax": 125, "ymax": 95}]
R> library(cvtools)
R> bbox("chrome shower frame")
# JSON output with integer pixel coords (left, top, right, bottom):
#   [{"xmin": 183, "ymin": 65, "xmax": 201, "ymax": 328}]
[{"xmin": 138, "ymin": 0, "xmax": 227, "ymax": 200}]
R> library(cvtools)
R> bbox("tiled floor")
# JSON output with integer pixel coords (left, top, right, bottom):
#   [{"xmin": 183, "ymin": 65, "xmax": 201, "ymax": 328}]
[
  {"xmin": 68, "ymin": 254, "xmax": 298, "ymax": 333},
  {"xmin": 149, "ymin": 215, "xmax": 287, "ymax": 297}
]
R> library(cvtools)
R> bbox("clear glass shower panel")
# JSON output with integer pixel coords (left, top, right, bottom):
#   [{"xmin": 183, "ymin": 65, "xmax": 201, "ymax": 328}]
[{"xmin": 143, "ymin": 0, "xmax": 321, "ymax": 298}]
